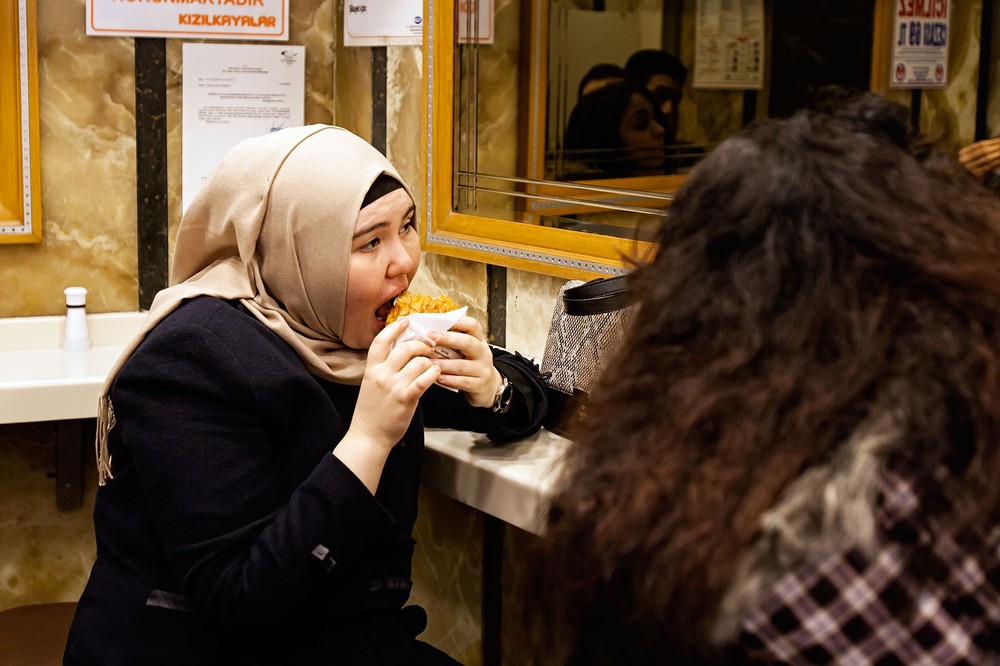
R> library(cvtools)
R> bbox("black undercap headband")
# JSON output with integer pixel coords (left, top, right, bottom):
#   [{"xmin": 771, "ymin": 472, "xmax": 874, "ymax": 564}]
[{"xmin": 361, "ymin": 173, "xmax": 405, "ymax": 209}]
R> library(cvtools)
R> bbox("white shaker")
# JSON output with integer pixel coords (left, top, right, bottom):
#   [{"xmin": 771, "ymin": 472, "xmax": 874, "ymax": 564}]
[{"xmin": 63, "ymin": 286, "xmax": 91, "ymax": 352}]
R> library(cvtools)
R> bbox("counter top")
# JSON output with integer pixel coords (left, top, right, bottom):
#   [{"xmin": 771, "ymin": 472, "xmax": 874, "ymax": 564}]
[
  {"xmin": 422, "ymin": 428, "xmax": 570, "ymax": 535},
  {"xmin": 0, "ymin": 312, "xmax": 570, "ymax": 532}
]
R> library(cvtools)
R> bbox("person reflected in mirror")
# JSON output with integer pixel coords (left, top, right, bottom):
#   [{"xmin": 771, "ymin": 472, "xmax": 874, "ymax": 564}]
[
  {"xmin": 562, "ymin": 81, "xmax": 666, "ymax": 180},
  {"xmin": 959, "ymin": 136, "xmax": 1000, "ymax": 194},
  {"xmin": 522, "ymin": 94, "xmax": 1000, "ymax": 664},
  {"xmin": 625, "ymin": 48, "xmax": 703, "ymax": 173},
  {"xmin": 63, "ymin": 125, "xmax": 548, "ymax": 666},
  {"xmin": 576, "ymin": 63, "xmax": 626, "ymax": 100},
  {"xmin": 624, "ymin": 48, "xmax": 688, "ymax": 143}
]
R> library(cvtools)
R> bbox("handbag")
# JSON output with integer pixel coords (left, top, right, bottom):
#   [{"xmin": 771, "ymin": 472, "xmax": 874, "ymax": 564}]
[{"xmin": 540, "ymin": 275, "xmax": 635, "ymax": 436}]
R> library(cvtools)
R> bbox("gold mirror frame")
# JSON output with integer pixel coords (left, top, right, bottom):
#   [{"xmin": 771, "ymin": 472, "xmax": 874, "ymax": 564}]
[
  {"xmin": 1, "ymin": 0, "xmax": 42, "ymax": 244},
  {"xmin": 423, "ymin": 0, "xmax": 647, "ymax": 280},
  {"xmin": 423, "ymin": 0, "xmax": 893, "ymax": 280}
]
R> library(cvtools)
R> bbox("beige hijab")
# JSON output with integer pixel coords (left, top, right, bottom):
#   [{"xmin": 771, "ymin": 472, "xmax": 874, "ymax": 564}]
[{"xmin": 96, "ymin": 124, "xmax": 413, "ymax": 484}]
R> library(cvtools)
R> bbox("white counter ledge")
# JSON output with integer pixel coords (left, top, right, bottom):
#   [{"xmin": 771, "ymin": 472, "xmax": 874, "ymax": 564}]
[
  {"xmin": 0, "ymin": 312, "xmax": 571, "ymax": 527},
  {"xmin": 422, "ymin": 428, "xmax": 570, "ymax": 535}
]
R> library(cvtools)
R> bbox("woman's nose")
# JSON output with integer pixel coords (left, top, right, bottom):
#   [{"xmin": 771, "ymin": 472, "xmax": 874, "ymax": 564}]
[{"xmin": 387, "ymin": 238, "xmax": 416, "ymax": 276}]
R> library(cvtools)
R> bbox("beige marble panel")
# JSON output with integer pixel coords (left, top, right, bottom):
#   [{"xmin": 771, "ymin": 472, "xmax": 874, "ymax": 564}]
[
  {"xmin": 506, "ymin": 269, "xmax": 564, "ymax": 361},
  {"xmin": 387, "ymin": 46, "xmax": 425, "ymax": 205},
  {"xmin": 333, "ymin": 39, "xmax": 372, "ymax": 142},
  {"xmin": 411, "ymin": 253, "xmax": 489, "ymax": 332},
  {"xmin": 0, "ymin": 0, "xmax": 137, "ymax": 318},
  {"xmin": 410, "ymin": 487, "xmax": 484, "ymax": 666},
  {"xmin": 921, "ymin": 0, "xmax": 979, "ymax": 150},
  {"xmin": 0, "ymin": 423, "xmax": 97, "ymax": 611}
]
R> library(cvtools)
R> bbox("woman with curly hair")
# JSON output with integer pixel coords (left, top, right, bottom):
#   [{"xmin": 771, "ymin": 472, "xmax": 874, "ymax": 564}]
[
  {"xmin": 524, "ymin": 96, "xmax": 1000, "ymax": 664},
  {"xmin": 561, "ymin": 81, "xmax": 667, "ymax": 179}
]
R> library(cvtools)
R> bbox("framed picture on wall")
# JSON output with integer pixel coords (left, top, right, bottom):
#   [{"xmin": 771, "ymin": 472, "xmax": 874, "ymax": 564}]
[{"xmin": 1, "ymin": 0, "xmax": 42, "ymax": 244}]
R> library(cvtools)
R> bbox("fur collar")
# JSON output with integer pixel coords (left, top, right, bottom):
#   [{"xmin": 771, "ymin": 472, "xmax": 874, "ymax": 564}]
[{"xmin": 710, "ymin": 410, "xmax": 905, "ymax": 645}]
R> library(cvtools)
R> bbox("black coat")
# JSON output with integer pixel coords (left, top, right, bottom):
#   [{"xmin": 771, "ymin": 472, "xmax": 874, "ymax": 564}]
[{"xmin": 65, "ymin": 296, "xmax": 546, "ymax": 665}]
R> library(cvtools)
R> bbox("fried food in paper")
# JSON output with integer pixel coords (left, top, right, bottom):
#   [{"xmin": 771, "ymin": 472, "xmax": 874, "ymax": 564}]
[{"xmin": 386, "ymin": 292, "xmax": 459, "ymax": 325}]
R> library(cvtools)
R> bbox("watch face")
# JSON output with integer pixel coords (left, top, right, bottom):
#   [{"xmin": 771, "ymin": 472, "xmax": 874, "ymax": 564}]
[{"xmin": 494, "ymin": 377, "xmax": 514, "ymax": 413}]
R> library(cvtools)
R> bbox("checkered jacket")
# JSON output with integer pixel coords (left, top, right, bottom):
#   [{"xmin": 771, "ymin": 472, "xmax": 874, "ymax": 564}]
[{"xmin": 734, "ymin": 465, "xmax": 1000, "ymax": 665}]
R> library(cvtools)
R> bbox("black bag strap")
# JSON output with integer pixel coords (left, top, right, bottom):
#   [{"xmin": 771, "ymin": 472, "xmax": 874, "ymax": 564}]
[{"xmin": 562, "ymin": 275, "xmax": 632, "ymax": 315}]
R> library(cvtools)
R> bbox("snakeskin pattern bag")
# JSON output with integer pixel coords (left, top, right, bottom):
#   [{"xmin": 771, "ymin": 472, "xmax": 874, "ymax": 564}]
[{"xmin": 540, "ymin": 276, "xmax": 635, "ymax": 436}]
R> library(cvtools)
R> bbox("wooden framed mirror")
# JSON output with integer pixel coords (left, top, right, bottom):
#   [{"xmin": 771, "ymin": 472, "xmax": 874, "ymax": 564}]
[
  {"xmin": 1, "ymin": 0, "xmax": 42, "ymax": 244},
  {"xmin": 423, "ymin": 0, "xmax": 893, "ymax": 280}
]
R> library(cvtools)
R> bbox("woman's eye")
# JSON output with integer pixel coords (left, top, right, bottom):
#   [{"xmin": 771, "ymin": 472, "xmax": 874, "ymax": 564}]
[
  {"xmin": 401, "ymin": 219, "xmax": 417, "ymax": 234},
  {"xmin": 359, "ymin": 237, "xmax": 380, "ymax": 251}
]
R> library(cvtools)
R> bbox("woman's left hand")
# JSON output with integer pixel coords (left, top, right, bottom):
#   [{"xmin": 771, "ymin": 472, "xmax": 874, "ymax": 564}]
[{"xmin": 427, "ymin": 315, "xmax": 502, "ymax": 409}]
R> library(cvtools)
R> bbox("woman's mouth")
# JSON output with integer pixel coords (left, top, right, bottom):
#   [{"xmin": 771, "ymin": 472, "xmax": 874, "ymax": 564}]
[{"xmin": 375, "ymin": 295, "xmax": 399, "ymax": 328}]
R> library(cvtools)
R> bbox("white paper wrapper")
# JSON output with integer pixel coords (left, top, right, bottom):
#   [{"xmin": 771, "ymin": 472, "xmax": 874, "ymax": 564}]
[{"xmin": 391, "ymin": 308, "xmax": 468, "ymax": 393}]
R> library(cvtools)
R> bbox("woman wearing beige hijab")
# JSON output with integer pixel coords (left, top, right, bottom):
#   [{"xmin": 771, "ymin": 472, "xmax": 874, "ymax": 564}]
[{"xmin": 64, "ymin": 125, "xmax": 547, "ymax": 665}]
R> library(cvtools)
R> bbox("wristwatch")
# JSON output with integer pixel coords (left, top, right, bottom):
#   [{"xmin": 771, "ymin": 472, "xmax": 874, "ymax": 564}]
[{"xmin": 491, "ymin": 371, "xmax": 514, "ymax": 414}]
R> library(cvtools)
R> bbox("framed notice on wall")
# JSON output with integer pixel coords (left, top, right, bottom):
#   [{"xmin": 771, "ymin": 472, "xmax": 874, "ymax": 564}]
[
  {"xmin": 889, "ymin": 0, "xmax": 949, "ymax": 88},
  {"xmin": 692, "ymin": 0, "xmax": 765, "ymax": 90},
  {"xmin": 1, "ymin": 0, "xmax": 42, "ymax": 243}
]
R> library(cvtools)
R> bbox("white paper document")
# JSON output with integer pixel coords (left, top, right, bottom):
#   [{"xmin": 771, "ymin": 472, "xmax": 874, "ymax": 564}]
[
  {"xmin": 343, "ymin": 0, "xmax": 423, "ymax": 46},
  {"xmin": 693, "ymin": 0, "xmax": 764, "ymax": 90},
  {"xmin": 182, "ymin": 43, "xmax": 304, "ymax": 213}
]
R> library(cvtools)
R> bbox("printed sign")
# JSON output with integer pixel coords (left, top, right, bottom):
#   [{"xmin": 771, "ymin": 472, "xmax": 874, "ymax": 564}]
[
  {"xmin": 890, "ymin": 0, "xmax": 949, "ymax": 88},
  {"xmin": 182, "ymin": 43, "xmax": 304, "ymax": 212},
  {"xmin": 692, "ymin": 0, "xmax": 764, "ymax": 90},
  {"xmin": 87, "ymin": 0, "xmax": 289, "ymax": 40},
  {"xmin": 343, "ymin": 0, "xmax": 423, "ymax": 46},
  {"xmin": 342, "ymin": 0, "xmax": 493, "ymax": 47},
  {"xmin": 458, "ymin": 0, "xmax": 494, "ymax": 44}
]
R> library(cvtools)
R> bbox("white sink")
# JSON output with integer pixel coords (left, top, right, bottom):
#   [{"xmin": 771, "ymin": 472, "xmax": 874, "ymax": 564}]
[{"xmin": 0, "ymin": 312, "xmax": 148, "ymax": 424}]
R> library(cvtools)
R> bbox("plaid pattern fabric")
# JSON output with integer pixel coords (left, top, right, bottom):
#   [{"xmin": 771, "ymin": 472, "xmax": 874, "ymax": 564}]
[{"xmin": 737, "ymin": 466, "xmax": 1000, "ymax": 664}]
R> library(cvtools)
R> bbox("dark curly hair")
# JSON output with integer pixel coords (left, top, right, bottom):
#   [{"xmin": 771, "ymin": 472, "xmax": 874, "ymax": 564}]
[
  {"xmin": 562, "ymin": 82, "xmax": 664, "ymax": 178},
  {"xmin": 522, "ymin": 98, "xmax": 1000, "ymax": 663},
  {"xmin": 625, "ymin": 48, "xmax": 689, "ymax": 87}
]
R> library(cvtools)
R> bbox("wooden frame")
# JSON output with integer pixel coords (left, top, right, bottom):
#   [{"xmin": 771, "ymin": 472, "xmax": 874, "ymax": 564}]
[
  {"xmin": 0, "ymin": 0, "xmax": 42, "ymax": 244},
  {"xmin": 423, "ymin": 0, "xmax": 648, "ymax": 280},
  {"xmin": 423, "ymin": 0, "xmax": 894, "ymax": 280}
]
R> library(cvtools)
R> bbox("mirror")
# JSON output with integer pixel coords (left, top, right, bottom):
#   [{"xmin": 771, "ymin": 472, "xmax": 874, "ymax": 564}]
[
  {"xmin": 1, "ymin": 0, "xmax": 42, "ymax": 244},
  {"xmin": 423, "ymin": 0, "xmax": 892, "ymax": 279}
]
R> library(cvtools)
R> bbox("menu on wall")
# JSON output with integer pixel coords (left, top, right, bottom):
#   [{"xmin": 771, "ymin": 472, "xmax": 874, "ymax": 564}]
[
  {"xmin": 890, "ymin": 0, "xmax": 949, "ymax": 88},
  {"xmin": 181, "ymin": 43, "xmax": 304, "ymax": 213},
  {"xmin": 86, "ymin": 0, "xmax": 289, "ymax": 40},
  {"xmin": 692, "ymin": 0, "xmax": 764, "ymax": 90}
]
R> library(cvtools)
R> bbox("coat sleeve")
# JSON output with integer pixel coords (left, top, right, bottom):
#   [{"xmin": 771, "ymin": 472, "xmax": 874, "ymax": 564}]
[
  {"xmin": 421, "ymin": 346, "xmax": 549, "ymax": 441},
  {"xmin": 109, "ymin": 319, "xmax": 397, "ymax": 627}
]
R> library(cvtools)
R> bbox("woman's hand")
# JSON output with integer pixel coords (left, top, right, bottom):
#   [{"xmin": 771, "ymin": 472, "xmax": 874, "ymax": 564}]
[
  {"xmin": 958, "ymin": 137, "xmax": 1000, "ymax": 179},
  {"xmin": 353, "ymin": 319, "xmax": 441, "ymax": 447},
  {"xmin": 427, "ymin": 316, "xmax": 502, "ymax": 409},
  {"xmin": 336, "ymin": 320, "xmax": 440, "ymax": 493}
]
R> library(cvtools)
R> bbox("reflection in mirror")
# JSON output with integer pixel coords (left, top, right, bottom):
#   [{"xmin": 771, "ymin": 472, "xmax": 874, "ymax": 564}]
[
  {"xmin": 454, "ymin": 0, "xmax": 699, "ymax": 243},
  {"xmin": 546, "ymin": 2, "xmax": 710, "ymax": 183},
  {"xmin": 444, "ymin": 0, "xmax": 886, "ymax": 255}
]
